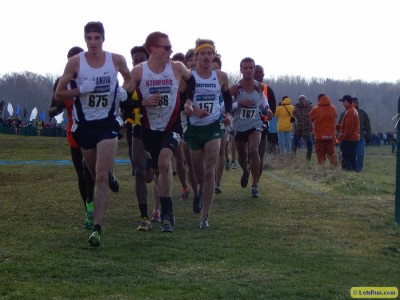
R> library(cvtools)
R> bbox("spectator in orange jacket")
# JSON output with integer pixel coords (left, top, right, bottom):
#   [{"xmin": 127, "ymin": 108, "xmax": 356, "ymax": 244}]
[
  {"xmin": 309, "ymin": 94, "xmax": 338, "ymax": 166},
  {"xmin": 338, "ymin": 95, "xmax": 360, "ymax": 171}
]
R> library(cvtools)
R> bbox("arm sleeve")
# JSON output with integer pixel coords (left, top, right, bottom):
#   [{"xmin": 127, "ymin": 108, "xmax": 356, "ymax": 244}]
[
  {"xmin": 48, "ymin": 77, "xmax": 64, "ymax": 117},
  {"xmin": 222, "ymin": 89, "xmax": 232, "ymax": 114},
  {"xmin": 185, "ymin": 74, "xmax": 196, "ymax": 101},
  {"xmin": 179, "ymin": 92, "xmax": 187, "ymax": 111},
  {"xmin": 267, "ymin": 87, "xmax": 277, "ymax": 114},
  {"xmin": 119, "ymin": 92, "xmax": 141, "ymax": 110}
]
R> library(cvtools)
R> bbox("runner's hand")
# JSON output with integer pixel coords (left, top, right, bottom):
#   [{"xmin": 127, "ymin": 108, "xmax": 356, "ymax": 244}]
[
  {"xmin": 116, "ymin": 87, "xmax": 127, "ymax": 102},
  {"xmin": 79, "ymin": 80, "xmax": 96, "ymax": 94}
]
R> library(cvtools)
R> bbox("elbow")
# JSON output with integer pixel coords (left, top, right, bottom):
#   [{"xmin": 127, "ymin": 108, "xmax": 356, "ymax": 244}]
[{"xmin": 54, "ymin": 93, "xmax": 63, "ymax": 104}]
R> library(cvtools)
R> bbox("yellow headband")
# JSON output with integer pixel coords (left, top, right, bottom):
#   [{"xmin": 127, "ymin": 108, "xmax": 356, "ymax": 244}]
[{"xmin": 194, "ymin": 44, "xmax": 215, "ymax": 54}]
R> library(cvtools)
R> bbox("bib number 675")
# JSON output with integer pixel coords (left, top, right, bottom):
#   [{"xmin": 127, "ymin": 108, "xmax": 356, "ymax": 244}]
[{"xmin": 88, "ymin": 94, "xmax": 108, "ymax": 107}]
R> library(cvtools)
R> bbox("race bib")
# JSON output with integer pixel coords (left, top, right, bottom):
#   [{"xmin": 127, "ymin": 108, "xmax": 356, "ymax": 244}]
[
  {"xmin": 150, "ymin": 87, "xmax": 171, "ymax": 108},
  {"xmin": 239, "ymin": 108, "xmax": 256, "ymax": 119},
  {"xmin": 196, "ymin": 94, "xmax": 215, "ymax": 114}
]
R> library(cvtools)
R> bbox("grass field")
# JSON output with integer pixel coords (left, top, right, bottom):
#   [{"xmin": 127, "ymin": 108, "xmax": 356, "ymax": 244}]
[{"xmin": 0, "ymin": 133, "xmax": 399, "ymax": 299}]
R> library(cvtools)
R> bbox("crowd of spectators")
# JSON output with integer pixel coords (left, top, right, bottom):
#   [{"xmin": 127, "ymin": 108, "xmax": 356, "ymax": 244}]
[{"xmin": 0, "ymin": 116, "xmax": 67, "ymax": 137}]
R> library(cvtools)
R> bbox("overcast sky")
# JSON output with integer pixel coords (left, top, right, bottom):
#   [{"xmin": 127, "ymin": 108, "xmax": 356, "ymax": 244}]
[{"xmin": 1, "ymin": 0, "xmax": 398, "ymax": 83}]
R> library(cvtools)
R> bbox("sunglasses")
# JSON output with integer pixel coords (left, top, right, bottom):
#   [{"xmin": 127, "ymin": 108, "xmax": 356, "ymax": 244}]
[{"xmin": 155, "ymin": 45, "xmax": 172, "ymax": 51}]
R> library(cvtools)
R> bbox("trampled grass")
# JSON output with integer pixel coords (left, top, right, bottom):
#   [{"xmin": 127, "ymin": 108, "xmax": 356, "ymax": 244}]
[{"xmin": 0, "ymin": 133, "xmax": 399, "ymax": 299}]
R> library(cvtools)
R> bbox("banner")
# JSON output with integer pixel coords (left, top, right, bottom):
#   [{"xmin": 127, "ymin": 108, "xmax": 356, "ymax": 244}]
[
  {"xmin": 40, "ymin": 110, "xmax": 45, "ymax": 122},
  {"xmin": 29, "ymin": 107, "xmax": 38, "ymax": 121},
  {"xmin": 16, "ymin": 105, "xmax": 20, "ymax": 116},
  {"xmin": 7, "ymin": 103, "xmax": 13, "ymax": 116}
]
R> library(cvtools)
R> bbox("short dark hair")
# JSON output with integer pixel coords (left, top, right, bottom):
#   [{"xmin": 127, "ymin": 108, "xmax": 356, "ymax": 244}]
[
  {"xmin": 171, "ymin": 52, "xmax": 185, "ymax": 63},
  {"xmin": 185, "ymin": 48, "xmax": 195, "ymax": 64},
  {"xmin": 67, "ymin": 46, "xmax": 84, "ymax": 59},
  {"xmin": 130, "ymin": 46, "xmax": 149, "ymax": 60},
  {"xmin": 84, "ymin": 21, "xmax": 105, "ymax": 40},
  {"xmin": 240, "ymin": 57, "xmax": 255, "ymax": 69},
  {"xmin": 212, "ymin": 55, "xmax": 222, "ymax": 69},
  {"xmin": 255, "ymin": 65, "xmax": 264, "ymax": 73}
]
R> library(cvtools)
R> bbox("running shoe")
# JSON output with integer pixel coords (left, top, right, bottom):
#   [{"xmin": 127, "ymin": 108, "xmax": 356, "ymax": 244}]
[
  {"xmin": 225, "ymin": 161, "xmax": 230, "ymax": 171},
  {"xmin": 251, "ymin": 186, "xmax": 260, "ymax": 198},
  {"xmin": 137, "ymin": 218, "xmax": 152, "ymax": 231},
  {"xmin": 84, "ymin": 202, "xmax": 94, "ymax": 230},
  {"xmin": 199, "ymin": 219, "xmax": 209, "ymax": 229},
  {"xmin": 88, "ymin": 230, "xmax": 101, "ymax": 247},
  {"xmin": 231, "ymin": 161, "xmax": 237, "ymax": 170},
  {"xmin": 193, "ymin": 195, "xmax": 202, "ymax": 214},
  {"xmin": 108, "ymin": 172, "xmax": 119, "ymax": 193},
  {"xmin": 240, "ymin": 172, "xmax": 249, "ymax": 188},
  {"xmin": 180, "ymin": 187, "xmax": 190, "ymax": 200},
  {"xmin": 161, "ymin": 218, "xmax": 173, "ymax": 233},
  {"xmin": 215, "ymin": 185, "xmax": 222, "ymax": 194},
  {"xmin": 151, "ymin": 209, "xmax": 161, "ymax": 223}
]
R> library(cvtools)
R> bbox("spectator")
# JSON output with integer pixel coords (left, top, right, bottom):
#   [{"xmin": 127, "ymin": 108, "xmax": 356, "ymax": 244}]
[
  {"xmin": 275, "ymin": 96, "xmax": 294, "ymax": 158},
  {"xmin": 309, "ymin": 94, "xmax": 338, "ymax": 166},
  {"xmin": 338, "ymin": 95, "xmax": 360, "ymax": 171},
  {"xmin": 293, "ymin": 95, "xmax": 313, "ymax": 160}
]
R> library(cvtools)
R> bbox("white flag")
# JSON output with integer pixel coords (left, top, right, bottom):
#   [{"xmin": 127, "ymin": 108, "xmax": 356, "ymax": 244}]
[
  {"xmin": 7, "ymin": 103, "xmax": 13, "ymax": 116},
  {"xmin": 54, "ymin": 112, "xmax": 64, "ymax": 124},
  {"xmin": 30, "ymin": 107, "xmax": 38, "ymax": 121}
]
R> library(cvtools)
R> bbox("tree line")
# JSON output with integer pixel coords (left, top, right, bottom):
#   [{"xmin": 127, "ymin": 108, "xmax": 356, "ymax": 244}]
[{"xmin": 1, "ymin": 71, "xmax": 399, "ymax": 133}]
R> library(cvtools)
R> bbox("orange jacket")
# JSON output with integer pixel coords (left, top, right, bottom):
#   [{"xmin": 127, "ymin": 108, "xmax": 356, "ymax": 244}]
[
  {"xmin": 309, "ymin": 95, "xmax": 337, "ymax": 140},
  {"xmin": 339, "ymin": 105, "xmax": 360, "ymax": 141}
]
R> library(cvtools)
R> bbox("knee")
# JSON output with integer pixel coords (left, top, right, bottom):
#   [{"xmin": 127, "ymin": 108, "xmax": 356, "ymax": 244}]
[
  {"xmin": 158, "ymin": 162, "xmax": 170, "ymax": 175},
  {"xmin": 249, "ymin": 148, "xmax": 259, "ymax": 158},
  {"xmin": 96, "ymin": 170, "xmax": 108, "ymax": 184}
]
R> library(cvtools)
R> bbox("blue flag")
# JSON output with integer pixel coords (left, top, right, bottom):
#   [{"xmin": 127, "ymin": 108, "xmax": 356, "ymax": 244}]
[
  {"xmin": 16, "ymin": 105, "xmax": 20, "ymax": 116},
  {"xmin": 40, "ymin": 110, "xmax": 45, "ymax": 122}
]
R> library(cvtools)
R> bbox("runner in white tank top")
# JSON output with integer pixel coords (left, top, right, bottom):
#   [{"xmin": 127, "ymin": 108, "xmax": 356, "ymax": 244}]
[
  {"xmin": 230, "ymin": 57, "xmax": 270, "ymax": 199},
  {"xmin": 139, "ymin": 61, "xmax": 180, "ymax": 131},
  {"xmin": 188, "ymin": 69, "xmax": 221, "ymax": 126},
  {"xmin": 54, "ymin": 21, "xmax": 134, "ymax": 247},
  {"xmin": 183, "ymin": 39, "xmax": 232, "ymax": 230},
  {"xmin": 130, "ymin": 31, "xmax": 194, "ymax": 233},
  {"xmin": 74, "ymin": 51, "xmax": 119, "ymax": 123}
]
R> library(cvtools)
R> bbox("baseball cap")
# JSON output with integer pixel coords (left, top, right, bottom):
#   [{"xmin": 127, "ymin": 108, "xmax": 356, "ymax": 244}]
[
  {"xmin": 339, "ymin": 95, "xmax": 353, "ymax": 103},
  {"xmin": 298, "ymin": 95, "xmax": 306, "ymax": 100}
]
